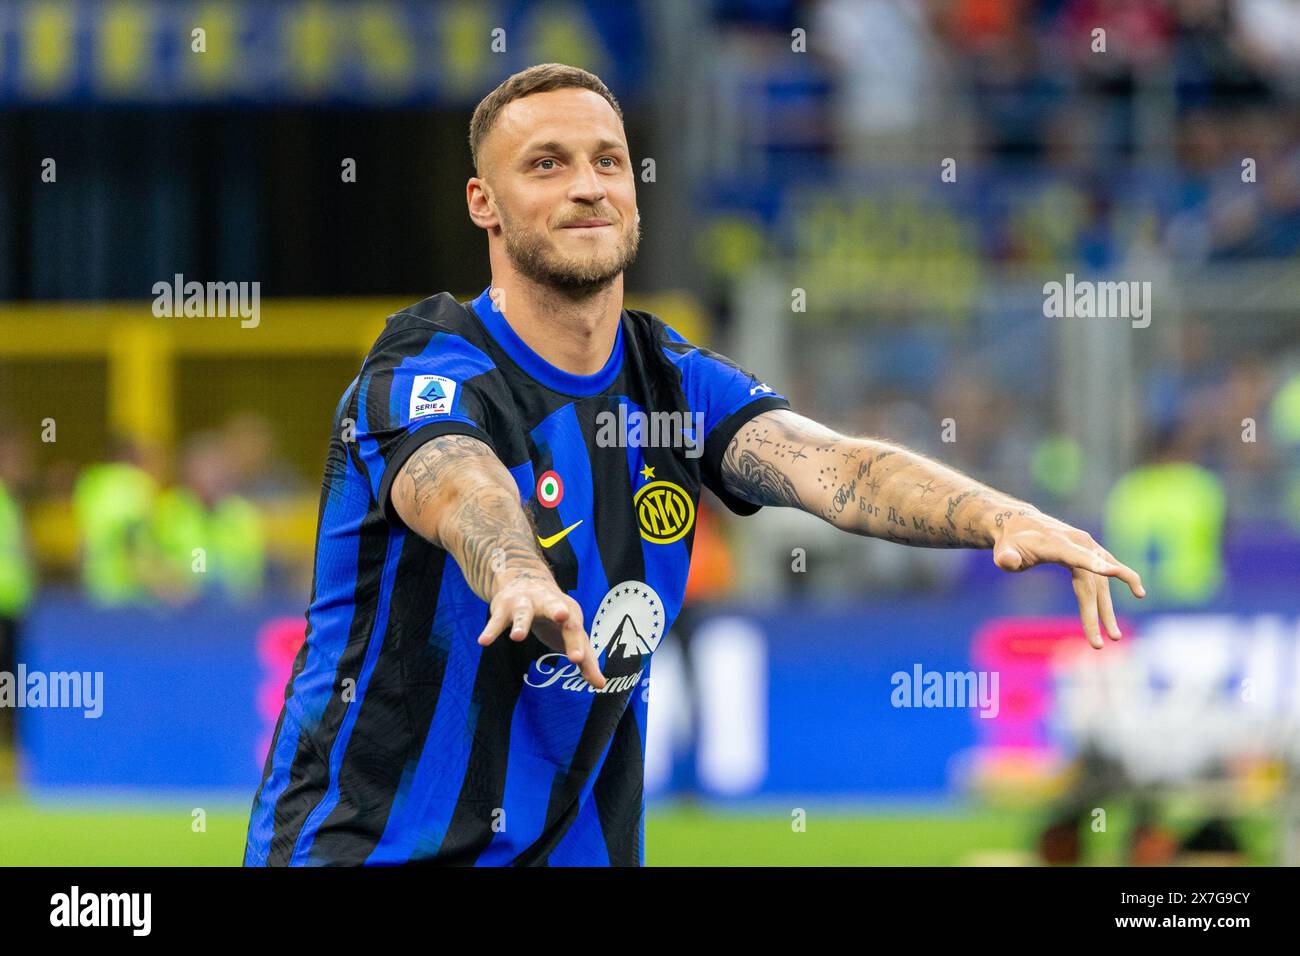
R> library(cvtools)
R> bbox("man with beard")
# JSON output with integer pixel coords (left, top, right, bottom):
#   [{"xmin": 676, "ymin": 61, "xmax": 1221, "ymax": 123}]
[{"xmin": 245, "ymin": 63, "xmax": 1144, "ymax": 867}]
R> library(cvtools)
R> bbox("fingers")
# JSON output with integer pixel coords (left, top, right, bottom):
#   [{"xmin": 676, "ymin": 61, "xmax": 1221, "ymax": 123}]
[
  {"xmin": 549, "ymin": 601, "xmax": 570, "ymax": 625},
  {"xmin": 996, "ymin": 512, "xmax": 1145, "ymax": 599},
  {"xmin": 1035, "ymin": 534, "xmax": 1147, "ymax": 601},
  {"xmin": 997, "ymin": 516, "xmax": 1143, "ymax": 644},
  {"xmin": 1072, "ymin": 569, "xmax": 1104, "ymax": 650},
  {"xmin": 1061, "ymin": 538, "xmax": 1145, "ymax": 600},
  {"xmin": 561, "ymin": 612, "xmax": 606, "ymax": 690},
  {"xmin": 475, "ymin": 596, "xmax": 539, "ymax": 646},
  {"xmin": 478, "ymin": 592, "xmax": 606, "ymax": 690},
  {"xmin": 1096, "ymin": 573, "xmax": 1122, "ymax": 642},
  {"xmin": 1099, "ymin": 548, "xmax": 1146, "ymax": 599},
  {"xmin": 1057, "ymin": 537, "xmax": 1120, "ymax": 577},
  {"xmin": 1074, "ymin": 569, "xmax": 1121, "ymax": 647},
  {"xmin": 476, "ymin": 603, "xmax": 511, "ymax": 646},
  {"xmin": 509, "ymin": 601, "xmax": 535, "ymax": 641}
]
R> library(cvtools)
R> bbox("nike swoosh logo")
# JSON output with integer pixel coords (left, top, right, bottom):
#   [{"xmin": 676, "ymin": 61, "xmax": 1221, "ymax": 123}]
[{"xmin": 537, "ymin": 520, "xmax": 583, "ymax": 549}]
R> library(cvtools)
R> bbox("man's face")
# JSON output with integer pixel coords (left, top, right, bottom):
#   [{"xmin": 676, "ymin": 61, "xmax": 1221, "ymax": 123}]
[{"xmin": 475, "ymin": 88, "xmax": 639, "ymax": 294}]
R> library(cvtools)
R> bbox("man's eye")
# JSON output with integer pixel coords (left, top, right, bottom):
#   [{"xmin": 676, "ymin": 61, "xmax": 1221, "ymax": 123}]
[
  {"xmin": 598, "ymin": 157, "xmax": 616, "ymax": 168},
  {"xmin": 535, "ymin": 158, "xmax": 557, "ymax": 170}
]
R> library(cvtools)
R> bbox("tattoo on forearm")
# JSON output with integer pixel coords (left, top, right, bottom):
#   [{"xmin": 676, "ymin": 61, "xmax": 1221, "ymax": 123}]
[
  {"xmin": 444, "ymin": 490, "xmax": 550, "ymax": 597},
  {"xmin": 945, "ymin": 490, "xmax": 979, "ymax": 529},
  {"xmin": 719, "ymin": 410, "xmax": 1035, "ymax": 551},
  {"xmin": 401, "ymin": 435, "xmax": 494, "ymax": 517},
  {"xmin": 721, "ymin": 411, "xmax": 843, "ymax": 510},
  {"xmin": 396, "ymin": 434, "xmax": 552, "ymax": 598},
  {"xmin": 831, "ymin": 478, "xmax": 857, "ymax": 514},
  {"xmin": 722, "ymin": 446, "xmax": 806, "ymax": 509}
]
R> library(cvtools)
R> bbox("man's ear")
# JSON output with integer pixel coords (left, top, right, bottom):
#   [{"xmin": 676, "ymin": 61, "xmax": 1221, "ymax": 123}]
[{"xmin": 467, "ymin": 178, "xmax": 499, "ymax": 230}]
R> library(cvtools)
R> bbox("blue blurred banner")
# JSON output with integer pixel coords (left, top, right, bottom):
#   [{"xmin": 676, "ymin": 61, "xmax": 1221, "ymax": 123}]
[
  {"xmin": 0, "ymin": 0, "xmax": 646, "ymax": 105},
  {"xmin": 18, "ymin": 594, "xmax": 297, "ymax": 795},
  {"xmin": 18, "ymin": 583, "xmax": 1300, "ymax": 801}
]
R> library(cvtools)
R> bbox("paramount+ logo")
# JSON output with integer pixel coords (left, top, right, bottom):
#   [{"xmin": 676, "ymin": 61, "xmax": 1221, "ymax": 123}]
[{"xmin": 634, "ymin": 480, "xmax": 695, "ymax": 544}]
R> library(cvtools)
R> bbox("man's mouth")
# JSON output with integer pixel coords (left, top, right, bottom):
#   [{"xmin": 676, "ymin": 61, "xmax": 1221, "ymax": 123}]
[{"xmin": 561, "ymin": 219, "xmax": 613, "ymax": 229}]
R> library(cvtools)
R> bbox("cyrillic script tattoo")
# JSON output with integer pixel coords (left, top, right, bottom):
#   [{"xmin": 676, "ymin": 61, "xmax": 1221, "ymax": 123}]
[{"xmin": 720, "ymin": 409, "xmax": 1038, "ymax": 548}]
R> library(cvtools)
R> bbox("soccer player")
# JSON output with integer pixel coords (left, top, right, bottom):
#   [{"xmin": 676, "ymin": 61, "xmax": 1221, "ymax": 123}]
[{"xmin": 244, "ymin": 63, "xmax": 1144, "ymax": 867}]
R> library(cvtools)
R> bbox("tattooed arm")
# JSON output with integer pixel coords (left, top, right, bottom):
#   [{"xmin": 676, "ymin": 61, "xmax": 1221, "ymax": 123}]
[
  {"xmin": 720, "ymin": 410, "xmax": 1031, "ymax": 547},
  {"xmin": 720, "ymin": 409, "xmax": 1145, "ymax": 648},
  {"xmin": 390, "ymin": 434, "xmax": 605, "ymax": 687}
]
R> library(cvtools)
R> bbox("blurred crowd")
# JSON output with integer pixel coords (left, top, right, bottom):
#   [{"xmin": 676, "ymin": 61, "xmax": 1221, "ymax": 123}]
[
  {"xmin": 722, "ymin": 0, "xmax": 1300, "ymax": 183},
  {"xmin": 692, "ymin": 0, "xmax": 1300, "ymax": 604},
  {"xmin": 2, "ymin": 0, "xmax": 1298, "ymax": 615},
  {"xmin": 0, "ymin": 412, "xmax": 309, "ymax": 618},
  {"xmin": 776, "ymin": 342, "xmax": 1300, "ymax": 599}
]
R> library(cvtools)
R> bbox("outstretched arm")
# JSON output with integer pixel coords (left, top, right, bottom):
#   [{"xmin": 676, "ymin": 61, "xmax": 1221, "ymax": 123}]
[
  {"xmin": 391, "ymin": 434, "xmax": 606, "ymax": 687},
  {"xmin": 720, "ymin": 409, "xmax": 1145, "ymax": 647}
]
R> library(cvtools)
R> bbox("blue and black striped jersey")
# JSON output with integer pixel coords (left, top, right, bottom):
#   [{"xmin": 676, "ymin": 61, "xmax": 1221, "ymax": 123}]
[{"xmin": 244, "ymin": 285, "xmax": 790, "ymax": 866}]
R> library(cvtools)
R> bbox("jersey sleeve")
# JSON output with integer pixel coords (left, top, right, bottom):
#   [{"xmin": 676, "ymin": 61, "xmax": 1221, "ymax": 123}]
[
  {"xmin": 354, "ymin": 325, "xmax": 502, "ymax": 528},
  {"xmin": 661, "ymin": 325, "xmax": 793, "ymax": 516}
]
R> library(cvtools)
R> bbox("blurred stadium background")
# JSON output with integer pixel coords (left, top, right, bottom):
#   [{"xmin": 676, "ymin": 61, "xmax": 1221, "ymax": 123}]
[{"xmin": 1, "ymin": 0, "xmax": 1299, "ymax": 865}]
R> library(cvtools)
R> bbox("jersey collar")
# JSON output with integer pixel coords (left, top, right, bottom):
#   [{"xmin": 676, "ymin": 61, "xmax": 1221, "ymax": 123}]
[{"xmin": 467, "ymin": 285, "xmax": 624, "ymax": 397}]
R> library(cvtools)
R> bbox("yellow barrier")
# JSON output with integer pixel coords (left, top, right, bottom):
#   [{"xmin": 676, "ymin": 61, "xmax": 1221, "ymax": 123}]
[
  {"xmin": 0, "ymin": 294, "xmax": 705, "ymax": 448},
  {"xmin": 0, "ymin": 293, "xmax": 707, "ymax": 572}
]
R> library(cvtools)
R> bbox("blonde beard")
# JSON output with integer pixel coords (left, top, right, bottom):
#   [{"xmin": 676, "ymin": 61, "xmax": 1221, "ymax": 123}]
[{"xmin": 500, "ymin": 208, "xmax": 641, "ymax": 295}]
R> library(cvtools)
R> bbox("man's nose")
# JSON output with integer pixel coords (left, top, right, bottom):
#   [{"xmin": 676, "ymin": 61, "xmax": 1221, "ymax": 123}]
[{"xmin": 567, "ymin": 163, "xmax": 607, "ymax": 202}]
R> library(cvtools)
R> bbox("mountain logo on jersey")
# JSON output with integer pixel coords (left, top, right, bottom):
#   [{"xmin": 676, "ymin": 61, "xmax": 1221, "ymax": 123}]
[
  {"xmin": 409, "ymin": 374, "xmax": 457, "ymax": 420},
  {"xmin": 606, "ymin": 615, "xmax": 656, "ymax": 658},
  {"xmin": 587, "ymin": 581, "xmax": 664, "ymax": 657},
  {"xmin": 633, "ymin": 480, "xmax": 695, "ymax": 544},
  {"xmin": 523, "ymin": 581, "xmax": 663, "ymax": 694}
]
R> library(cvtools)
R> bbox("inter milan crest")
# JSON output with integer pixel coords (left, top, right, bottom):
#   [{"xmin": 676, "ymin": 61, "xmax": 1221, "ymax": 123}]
[{"xmin": 633, "ymin": 480, "xmax": 694, "ymax": 544}]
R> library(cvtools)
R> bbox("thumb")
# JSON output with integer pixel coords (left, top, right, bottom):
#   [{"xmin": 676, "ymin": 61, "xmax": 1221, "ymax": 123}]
[{"xmin": 994, "ymin": 544, "xmax": 1023, "ymax": 572}]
